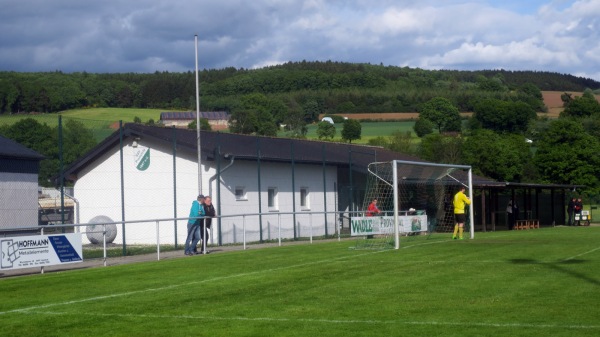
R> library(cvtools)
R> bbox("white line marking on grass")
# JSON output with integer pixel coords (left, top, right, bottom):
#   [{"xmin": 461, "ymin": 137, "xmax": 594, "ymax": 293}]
[
  {"xmin": 563, "ymin": 246, "xmax": 600, "ymax": 261},
  {"xmin": 25, "ymin": 310, "xmax": 600, "ymax": 330},
  {"xmin": 0, "ymin": 250, "xmax": 382, "ymax": 315},
  {"xmin": 400, "ymin": 233, "xmax": 516, "ymax": 249}
]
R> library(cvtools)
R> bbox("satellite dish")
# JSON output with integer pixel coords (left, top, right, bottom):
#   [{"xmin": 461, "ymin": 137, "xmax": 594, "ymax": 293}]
[{"xmin": 86, "ymin": 215, "xmax": 118, "ymax": 244}]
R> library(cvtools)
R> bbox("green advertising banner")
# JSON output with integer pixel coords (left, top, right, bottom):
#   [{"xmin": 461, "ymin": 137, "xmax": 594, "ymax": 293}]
[{"xmin": 350, "ymin": 215, "xmax": 427, "ymax": 236}]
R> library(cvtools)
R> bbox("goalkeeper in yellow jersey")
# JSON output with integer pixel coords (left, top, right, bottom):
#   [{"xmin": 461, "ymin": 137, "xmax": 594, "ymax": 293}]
[{"xmin": 452, "ymin": 186, "xmax": 471, "ymax": 240}]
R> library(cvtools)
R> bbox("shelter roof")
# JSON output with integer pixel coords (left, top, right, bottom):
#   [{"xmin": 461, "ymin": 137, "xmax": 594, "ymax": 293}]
[
  {"xmin": 64, "ymin": 124, "xmax": 571, "ymax": 191},
  {"xmin": 159, "ymin": 111, "xmax": 230, "ymax": 121},
  {"xmin": 0, "ymin": 135, "xmax": 45, "ymax": 161}
]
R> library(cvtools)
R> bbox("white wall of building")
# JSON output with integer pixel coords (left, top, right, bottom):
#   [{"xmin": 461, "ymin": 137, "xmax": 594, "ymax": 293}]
[
  {"xmin": 215, "ymin": 160, "xmax": 338, "ymax": 244},
  {"xmin": 73, "ymin": 138, "xmax": 339, "ymax": 246}
]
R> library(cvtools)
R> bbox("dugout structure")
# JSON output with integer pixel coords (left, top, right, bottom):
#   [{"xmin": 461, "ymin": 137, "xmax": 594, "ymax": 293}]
[{"xmin": 359, "ymin": 160, "xmax": 474, "ymax": 249}]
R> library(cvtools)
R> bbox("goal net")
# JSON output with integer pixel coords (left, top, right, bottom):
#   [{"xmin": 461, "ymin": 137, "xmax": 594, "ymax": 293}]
[{"xmin": 351, "ymin": 160, "xmax": 473, "ymax": 250}]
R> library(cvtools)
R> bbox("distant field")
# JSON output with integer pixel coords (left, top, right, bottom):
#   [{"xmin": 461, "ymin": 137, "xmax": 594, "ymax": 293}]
[
  {"xmin": 0, "ymin": 108, "xmax": 170, "ymax": 142},
  {"xmin": 3, "ymin": 91, "xmax": 593, "ymax": 144},
  {"xmin": 0, "ymin": 108, "xmax": 417, "ymax": 145},
  {"xmin": 1, "ymin": 227, "xmax": 599, "ymax": 337},
  {"xmin": 0, "ymin": 108, "xmax": 166, "ymax": 127},
  {"xmin": 300, "ymin": 121, "xmax": 416, "ymax": 144}
]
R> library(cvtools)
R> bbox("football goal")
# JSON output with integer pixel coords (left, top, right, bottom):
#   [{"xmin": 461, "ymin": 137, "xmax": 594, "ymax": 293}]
[{"xmin": 351, "ymin": 160, "xmax": 474, "ymax": 250}]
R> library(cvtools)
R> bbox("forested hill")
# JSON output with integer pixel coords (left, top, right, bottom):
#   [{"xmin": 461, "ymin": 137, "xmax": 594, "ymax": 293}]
[{"xmin": 1, "ymin": 61, "xmax": 599, "ymax": 115}]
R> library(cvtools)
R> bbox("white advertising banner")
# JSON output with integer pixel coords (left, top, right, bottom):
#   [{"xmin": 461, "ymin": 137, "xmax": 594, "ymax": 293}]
[
  {"xmin": 1, "ymin": 233, "xmax": 83, "ymax": 270},
  {"xmin": 350, "ymin": 215, "xmax": 428, "ymax": 236}
]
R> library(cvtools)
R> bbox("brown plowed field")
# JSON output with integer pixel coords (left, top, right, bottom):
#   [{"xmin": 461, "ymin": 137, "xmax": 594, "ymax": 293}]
[{"xmin": 319, "ymin": 91, "xmax": 600, "ymax": 120}]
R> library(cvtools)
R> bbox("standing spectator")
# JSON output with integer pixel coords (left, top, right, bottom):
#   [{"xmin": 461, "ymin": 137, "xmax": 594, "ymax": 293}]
[
  {"xmin": 567, "ymin": 197, "xmax": 576, "ymax": 226},
  {"xmin": 506, "ymin": 200, "xmax": 513, "ymax": 229},
  {"xmin": 185, "ymin": 195, "xmax": 205, "ymax": 256},
  {"xmin": 512, "ymin": 200, "xmax": 519, "ymax": 224},
  {"xmin": 200, "ymin": 195, "xmax": 216, "ymax": 254},
  {"xmin": 452, "ymin": 186, "xmax": 471, "ymax": 240},
  {"xmin": 366, "ymin": 199, "xmax": 381, "ymax": 216},
  {"xmin": 574, "ymin": 198, "xmax": 583, "ymax": 225}
]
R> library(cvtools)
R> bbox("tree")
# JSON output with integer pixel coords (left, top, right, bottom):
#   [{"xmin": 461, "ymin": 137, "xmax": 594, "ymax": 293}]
[
  {"xmin": 476, "ymin": 74, "xmax": 507, "ymax": 92},
  {"xmin": 228, "ymin": 110, "xmax": 258, "ymax": 134},
  {"xmin": 533, "ymin": 119, "xmax": 600, "ymax": 193},
  {"xmin": 0, "ymin": 118, "xmax": 57, "ymax": 185},
  {"xmin": 187, "ymin": 118, "xmax": 212, "ymax": 131},
  {"xmin": 255, "ymin": 109, "xmax": 278, "ymax": 136},
  {"xmin": 316, "ymin": 121, "xmax": 336, "ymax": 140},
  {"xmin": 418, "ymin": 97, "xmax": 461, "ymax": 133},
  {"xmin": 472, "ymin": 98, "xmax": 536, "ymax": 133},
  {"xmin": 386, "ymin": 130, "xmax": 413, "ymax": 154},
  {"xmin": 302, "ymin": 100, "xmax": 320, "ymax": 123},
  {"xmin": 462, "ymin": 130, "xmax": 532, "ymax": 182},
  {"xmin": 228, "ymin": 93, "xmax": 279, "ymax": 135},
  {"xmin": 561, "ymin": 90, "xmax": 600, "ymax": 118},
  {"xmin": 341, "ymin": 119, "xmax": 361, "ymax": 143},
  {"xmin": 519, "ymin": 83, "xmax": 543, "ymax": 101},
  {"xmin": 418, "ymin": 134, "xmax": 463, "ymax": 164},
  {"xmin": 62, "ymin": 119, "xmax": 97, "ymax": 165},
  {"xmin": 413, "ymin": 117, "xmax": 434, "ymax": 137},
  {"xmin": 0, "ymin": 117, "xmax": 102, "ymax": 186},
  {"xmin": 282, "ymin": 106, "xmax": 308, "ymax": 138}
]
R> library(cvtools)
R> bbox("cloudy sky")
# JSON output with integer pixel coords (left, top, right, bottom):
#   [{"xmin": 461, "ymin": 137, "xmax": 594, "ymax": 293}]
[{"xmin": 1, "ymin": 0, "xmax": 599, "ymax": 81}]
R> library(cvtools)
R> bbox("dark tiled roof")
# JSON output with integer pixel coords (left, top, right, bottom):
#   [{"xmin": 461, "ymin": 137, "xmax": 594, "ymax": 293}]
[
  {"xmin": 160, "ymin": 111, "xmax": 230, "ymax": 121},
  {"xmin": 0, "ymin": 135, "xmax": 45, "ymax": 160},
  {"xmin": 62, "ymin": 124, "xmax": 502, "ymax": 187}
]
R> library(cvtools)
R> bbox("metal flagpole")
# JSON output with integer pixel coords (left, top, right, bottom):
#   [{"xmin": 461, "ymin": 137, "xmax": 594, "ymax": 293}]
[{"xmin": 195, "ymin": 34, "xmax": 202, "ymax": 195}]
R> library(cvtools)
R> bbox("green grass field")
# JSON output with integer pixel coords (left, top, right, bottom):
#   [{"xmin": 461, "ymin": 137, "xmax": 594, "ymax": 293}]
[
  {"xmin": 302, "ymin": 121, "xmax": 416, "ymax": 144},
  {"xmin": 1, "ymin": 109, "xmax": 416, "ymax": 144},
  {"xmin": 1, "ymin": 227, "xmax": 599, "ymax": 337}
]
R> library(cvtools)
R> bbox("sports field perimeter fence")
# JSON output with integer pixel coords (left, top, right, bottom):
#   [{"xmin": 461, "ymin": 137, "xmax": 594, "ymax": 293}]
[{"xmin": 0, "ymin": 209, "xmax": 413, "ymax": 263}]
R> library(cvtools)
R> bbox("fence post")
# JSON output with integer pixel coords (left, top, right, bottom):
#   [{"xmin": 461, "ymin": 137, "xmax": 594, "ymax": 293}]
[
  {"xmin": 337, "ymin": 211, "xmax": 341, "ymax": 242},
  {"xmin": 103, "ymin": 224, "xmax": 107, "ymax": 267},
  {"xmin": 243, "ymin": 215, "xmax": 246, "ymax": 250},
  {"xmin": 40, "ymin": 227, "xmax": 45, "ymax": 274},
  {"xmin": 156, "ymin": 220, "xmax": 160, "ymax": 261},
  {"xmin": 278, "ymin": 213, "xmax": 282, "ymax": 247},
  {"xmin": 309, "ymin": 213, "xmax": 313, "ymax": 244}
]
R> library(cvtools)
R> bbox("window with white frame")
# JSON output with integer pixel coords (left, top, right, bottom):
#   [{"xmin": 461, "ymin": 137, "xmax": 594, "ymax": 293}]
[
  {"xmin": 300, "ymin": 187, "xmax": 310, "ymax": 210},
  {"xmin": 235, "ymin": 186, "xmax": 247, "ymax": 201},
  {"xmin": 268, "ymin": 187, "xmax": 278, "ymax": 211}
]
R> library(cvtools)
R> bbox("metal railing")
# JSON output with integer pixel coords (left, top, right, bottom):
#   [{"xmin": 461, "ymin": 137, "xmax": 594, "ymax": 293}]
[{"xmin": 1, "ymin": 210, "xmax": 369, "ymax": 266}]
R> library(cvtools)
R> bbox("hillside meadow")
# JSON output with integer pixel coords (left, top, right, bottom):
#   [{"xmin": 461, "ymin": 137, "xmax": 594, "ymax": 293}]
[{"xmin": 0, "ymin": 91, "xmax": 593, "ymax": 144}]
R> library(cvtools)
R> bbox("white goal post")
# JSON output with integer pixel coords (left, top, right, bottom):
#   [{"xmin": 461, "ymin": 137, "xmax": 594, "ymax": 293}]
[{"xmin": 362, "ymin": 160, "xmax": 474, "ymax": 249}]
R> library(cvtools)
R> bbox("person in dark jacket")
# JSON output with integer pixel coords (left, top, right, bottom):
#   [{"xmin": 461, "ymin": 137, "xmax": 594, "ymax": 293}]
[
  {"xmin": 574, "ymin": 198, "xmax": 583, "ymax": 225},
  {"xmin": 567, "ymin": 197, "xmax": 576, "ymax": 226},
  {"xmin": 200, "ymin": 195, "xmax": 216, "ymax": 254}
]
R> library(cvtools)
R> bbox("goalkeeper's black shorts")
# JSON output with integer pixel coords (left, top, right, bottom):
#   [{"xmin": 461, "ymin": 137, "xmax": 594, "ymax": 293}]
[{"xmin": 454, "ymin": 213, "xmax": 466, "ymax": 224}]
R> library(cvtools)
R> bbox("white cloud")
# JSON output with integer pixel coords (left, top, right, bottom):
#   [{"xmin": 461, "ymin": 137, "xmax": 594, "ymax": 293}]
[{"xmin": 0, "ymin": 0, "xmax": 598, "ymax": 81}]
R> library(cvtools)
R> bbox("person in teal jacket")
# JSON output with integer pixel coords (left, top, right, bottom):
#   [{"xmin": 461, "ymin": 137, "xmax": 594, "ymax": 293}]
[{"xmin": 185, "ymin": 194, "xmax": 205, "ymax": 255}]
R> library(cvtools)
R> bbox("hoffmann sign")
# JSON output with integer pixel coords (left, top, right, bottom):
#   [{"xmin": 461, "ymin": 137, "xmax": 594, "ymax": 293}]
[{"xmin": 1, "ymin": 233, "xmax": 83, "ymax": 270}]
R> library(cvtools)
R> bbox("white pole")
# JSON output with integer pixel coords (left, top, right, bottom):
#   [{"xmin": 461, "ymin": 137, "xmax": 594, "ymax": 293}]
[
  {"xmin": 309, "ymin": 213, "xmax": 313, "ymax": 244},
  {"xmin": 278, "ymin": 213, "xmax": 282, "ymax": 247},
  {"xmin": 195, "ymin": 34, "xmax": 202, "ymax": 195},
  {"xmin": 103, "ymin": 224, "xmax": 107, "ymax": 267},
  {"xmin": 393, "ymin": 160, "xmax": 400, "ymax": 249},
  {"xmin": 243, "ymin": 215, "xmax": 247, "ymax": 250},
  {"xmin": 156, "ymin": 220, "xmax": 160, "ymax": 260},
  {"xmin": 468, "ymin": 168, "xmax": 475, "ymax": 239}
]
